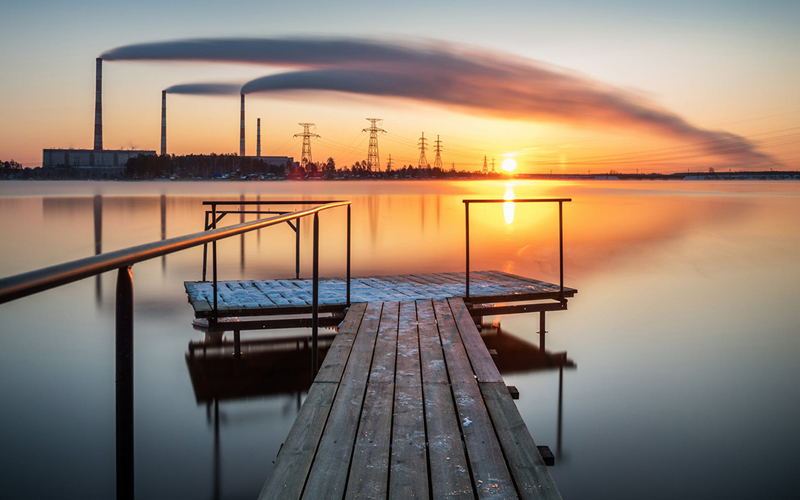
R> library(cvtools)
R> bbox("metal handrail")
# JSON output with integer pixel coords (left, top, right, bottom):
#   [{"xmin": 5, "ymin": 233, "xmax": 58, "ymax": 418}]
[
  {"xmin": 0, "ymin": 201, "xmax": 350, "ymax": 304},
  {"xmin": 463, "ymin": 198, "xmax": 571, "ymax": 301},
  {"xmin": 0, "ymin": 199, "xmax": 350, "ymax": 500}
]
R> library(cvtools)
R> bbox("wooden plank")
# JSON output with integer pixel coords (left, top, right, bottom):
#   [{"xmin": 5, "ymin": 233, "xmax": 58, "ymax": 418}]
[
  {"xmin": 315, "ymin": 302, "xmax": 368, "ymax": 383},
  {"xmin": 258, "ymin": 382, "xmax": 337, "ymax": 500},
  {"xmin": 480, "ymin": 382, "xmax": 563, "ymax": 500},
  {"xmin": 346, "ymin": 302, "xmax": 399, "ymax": 498},
  {"xmin": 390, "ymin": 301, "xmax": 429, "ymax": 500},
  {"xmin": 433, "ymin": 299, "xmax": 518, "ymax": 499},
  {"xmin": 417, "ymin": 299, "xmax": 473, "ymax": 499},
  {"xmin": 448, "ymin": 298, "xmax": 504, "ymax": 384},
  {"xmin": 301, "ymin": 302, "xmax": 383, "ymax": 500}
]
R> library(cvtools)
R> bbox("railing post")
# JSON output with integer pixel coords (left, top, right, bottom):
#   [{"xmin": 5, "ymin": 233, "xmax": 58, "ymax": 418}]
[
  {"xmin": 212, "ymin": 204, "xmax": 218, "ymax": 321},
  {"xmin": 202, "ymin": 211, "xmax": 209, "ymax": 281},
  {"xmin": 559, "ymin": 200, "xmax": 564, "ymax": 302},
  {"xmin": 295, "ymin": 218, "xmax": 301, "ymax": 280},
  {"xmin": 465, "ymin": 202, "xmax": 470, "ymax": 300},
  {"xmin": 346, "ymin": 204, "xmax": 351, "ymax": 306},
  {"xmin": 311, "ymin": 212, "xmax": 320, "ymax": 378},
  {"xmin": 115, "ymin": 266, "xmax": 134, "ymax": 500}
]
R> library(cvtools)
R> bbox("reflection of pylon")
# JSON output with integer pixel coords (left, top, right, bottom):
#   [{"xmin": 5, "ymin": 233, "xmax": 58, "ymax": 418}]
[
  {"xmin": 363, "ymin": 118, "xmax": 386, "ymax": 171},
  {"xmin": 433, "ymin": 135, "xmax": 443, "ymax": 170},
  {"xmin": 294, "ymin": 123, "xmax": 320, "ymax": 165},
  {"xmin": 483, "ymin": 155, "xmax": 488, "ymax": 174},
  {"xmin": 418, "ymin": 132, "xmax": 429, "ymax": 168}
]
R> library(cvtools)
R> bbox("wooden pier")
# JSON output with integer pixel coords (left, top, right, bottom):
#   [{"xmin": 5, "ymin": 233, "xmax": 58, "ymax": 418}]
[
  {"xmin": 185, "ymin": 270, "xmax": 576, "ymax": 321},
  {"xmin": 259, "ymin": 298, "xmax": 562, "ymax": 500}
]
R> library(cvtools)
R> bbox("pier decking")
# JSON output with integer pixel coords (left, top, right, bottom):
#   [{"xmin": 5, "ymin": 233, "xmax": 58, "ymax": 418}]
[
  {"xmin": 185, "ymin": 270, "xmax": 576, "ymax": 319},
  {"xmin": 260, "ymin": 298, "xmax": 562, "ymax": 500}
]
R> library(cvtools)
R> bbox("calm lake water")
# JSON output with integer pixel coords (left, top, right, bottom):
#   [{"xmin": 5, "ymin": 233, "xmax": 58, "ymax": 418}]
[{"xmin": 1, "ymin": 179, "xmax": 798, "ymax": 499}]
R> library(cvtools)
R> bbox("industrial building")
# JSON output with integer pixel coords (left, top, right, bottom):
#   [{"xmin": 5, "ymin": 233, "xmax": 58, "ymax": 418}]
[{"xmin": 42, "ymin": 58, "xmax": 155, "ymax": 175}]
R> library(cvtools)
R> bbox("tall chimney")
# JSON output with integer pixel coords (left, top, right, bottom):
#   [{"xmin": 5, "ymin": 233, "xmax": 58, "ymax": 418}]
[
  {"xmin": 161, "ymin": 91, "xmax": 167, "ymax": 156},
  {"xmin": 94, "ymin": 58, "xmax": 103, "ymax": 151},
  {"xmin": 239, "ymin": 93, "xmax": 245, "ymax": 157},
  {"xmin": 257, "ymin": 118, "xmax": 261, "ymax": 158}
]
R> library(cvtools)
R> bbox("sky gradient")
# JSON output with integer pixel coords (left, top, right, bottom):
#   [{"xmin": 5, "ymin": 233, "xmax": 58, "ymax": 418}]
[{"xmin": 1, "ymin": 0, "xmax": 798, "ymax": 172}]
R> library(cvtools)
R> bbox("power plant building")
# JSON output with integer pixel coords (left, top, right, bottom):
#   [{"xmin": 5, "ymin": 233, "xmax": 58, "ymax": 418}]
[{"xmin": 42, "ymin": 148, "xmax": 155, "ymax": 174}]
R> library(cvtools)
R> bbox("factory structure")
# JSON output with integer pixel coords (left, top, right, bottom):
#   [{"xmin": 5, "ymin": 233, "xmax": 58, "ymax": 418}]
[
  {"xmin": 43, "ymin": 59, "xmax": 292, "ymax": 176},
  {"xmin": 43, "ymin": 59, "xmax": 155, "ymax": 174}
]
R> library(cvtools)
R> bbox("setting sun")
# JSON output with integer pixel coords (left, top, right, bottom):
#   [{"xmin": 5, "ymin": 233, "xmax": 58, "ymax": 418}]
[{"xmin": 501, "ymin": 158, "xmax": 517, "ymax": 172}]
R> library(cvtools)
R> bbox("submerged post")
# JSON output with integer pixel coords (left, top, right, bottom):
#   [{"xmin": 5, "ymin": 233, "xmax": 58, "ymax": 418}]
[
  {"xmin": 295, "ymin": 218, "xmax": 301, "ymax": 280},
  {"xmin": 311, "ymin": 213, "xmax": 320, "ymax": 378},
  {"xmin": 115, "ymin": 266, "xmax": 134, "ymax": 500}
]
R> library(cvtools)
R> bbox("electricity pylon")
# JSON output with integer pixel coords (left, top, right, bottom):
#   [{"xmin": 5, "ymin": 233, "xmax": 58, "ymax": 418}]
[
  {"xmin": 363, "ymin": 118, "xmax": 385, "ymax": 171},
  {"xmin": 294, "ymin": 123, "xmax": 320, "ymax": 165},
  {"xmin": 433, "ymin": 135, "xmax": 443, "ymax": 170},
  {"xmin": 418, "ymin": 132, "xmax": 429, "ymax": 168}
]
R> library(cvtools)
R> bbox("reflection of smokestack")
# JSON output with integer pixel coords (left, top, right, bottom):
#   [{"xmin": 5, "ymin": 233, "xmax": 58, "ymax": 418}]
[
  {"xmin": 257, "ymin": 118, "xmax": 261, "ymax": 158},
  {"xmin": 161, "ymin": 91, "xmax": 167, "ymax": 156},
  {"xmin": 94, "ymin": 58, "xmax": 103, "ymax": 151},
  {"xmin": 239, "ymin": 93, "xmax": 245, "ymax": 157}
]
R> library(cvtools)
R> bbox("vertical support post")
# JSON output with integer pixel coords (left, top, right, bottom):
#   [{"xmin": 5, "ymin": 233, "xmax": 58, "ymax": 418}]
[
  {"xmin": 465, "ymin": 201, "xmax": 470, "ymax": 300},
  {"xmin": 202, "ymin": 211, "xmax": 209, "ymax": 281},
  {"xmin": 559, "ymin": 200, "xmax": 564, "ymax": 302},
  {"xmin": 557, "ymin": 361, "xmax": 564, "ymax": 454},
  {"xmin": 212, "ymin": 204, "xmax": 218, "ymax": 321},
  {"xmin": 346, "ymin": 204, "xmax": 351, "ymax": 305},
  {"xmin": 233, "ymin": 330, "xmax": 241, "ymax": 358},
  {"xmin": 115, "ymin": 266, "xmax": 134, "ymax": 500},
  {"xmin": 538, "ymin": 310, "xmax": 546, "ymax": 351},
  {"xmin": 311, "ymin": 212, "xmax": 320, "ymax": 378},
  {"xmin": 295, "ymin": 218, "xmax": 301, "ymax": 280}
]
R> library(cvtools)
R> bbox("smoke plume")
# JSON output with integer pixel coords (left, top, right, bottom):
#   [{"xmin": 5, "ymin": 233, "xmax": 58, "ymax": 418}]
[
  {"xmin": 102, "ymin": 37, "xmax": 775, "ymax": 166},
  {"xmin": 164, "ymin": 83, "xmax": 241, "ymax": 95}
]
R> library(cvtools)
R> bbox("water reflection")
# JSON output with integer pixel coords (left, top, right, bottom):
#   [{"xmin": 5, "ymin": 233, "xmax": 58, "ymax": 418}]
[
  {"xmin": 94, "ymin": 195, "xmax": 103, "ymax": 304},
  {"xmin": 503, "ymin": 185, "xmax": 515, "ymax": 224}
]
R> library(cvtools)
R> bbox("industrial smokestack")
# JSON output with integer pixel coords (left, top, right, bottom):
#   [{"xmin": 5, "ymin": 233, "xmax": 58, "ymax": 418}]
[
  {"xmin": 161, "ymin": 90, "xmax": 167, "ymax": 156},
  {"xmin": 94, "ymin": 58, "xmax": 103, "ymax": 151},
  {"xmin": 257, "ymin": 118, "xmax": 261, "ymax": 158},
  {"xmin": 239, "ymin": 93, "xmax": 245, "ymax": 157}
]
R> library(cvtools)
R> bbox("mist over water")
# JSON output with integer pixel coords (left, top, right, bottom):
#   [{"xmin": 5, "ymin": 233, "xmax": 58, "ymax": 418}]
[{"xmin": 0, "ymin": 180, "xmax": 799, "ymax": 499}]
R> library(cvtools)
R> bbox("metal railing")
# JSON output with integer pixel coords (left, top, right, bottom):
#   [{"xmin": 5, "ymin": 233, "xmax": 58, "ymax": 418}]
[
  {"xmin": 0, "ymin": 199, "xmax": 351, "ymax": 500},
  {"xmin": 463, "ymin": 198, "xmax": 571, "ymax": 301},
  {"xmin": 200, "ymin": 200, "xmax": 351, "ymax": 311}
]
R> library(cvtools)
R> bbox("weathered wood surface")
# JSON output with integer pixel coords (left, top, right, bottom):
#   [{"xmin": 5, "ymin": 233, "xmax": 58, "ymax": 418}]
[
  {"xmin": 185, "ymin": 271, "xmax": 577, "ymax": 318},
  {"xmin": 259, "ymin": 298, "xmax": 563, "ymax": 500}
]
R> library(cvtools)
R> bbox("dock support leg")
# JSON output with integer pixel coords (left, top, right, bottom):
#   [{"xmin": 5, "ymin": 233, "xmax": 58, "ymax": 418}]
[
  {"xmin": 311, "ymin": 213, "xmax": 319, "ymax": 378},
  {"xmin": 538, "ymin": 310, "xmax": 547, "ymax": 351},
  {"xmin": 233, "ymin": 330, "xmax": 241, "ymax": 358},
  {"xmin": 115, "ymin": 266, "xmax": 134, "ymax": 500}
]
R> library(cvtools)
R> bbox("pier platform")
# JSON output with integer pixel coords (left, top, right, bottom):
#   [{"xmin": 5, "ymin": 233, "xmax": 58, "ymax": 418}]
[
  {"xmin": 184, "ymin": 270, "xmax": 576, "ymax": 320},
  {"xmin": 259, "ymin": 298, "xmax": 562, "ymax": 500}
]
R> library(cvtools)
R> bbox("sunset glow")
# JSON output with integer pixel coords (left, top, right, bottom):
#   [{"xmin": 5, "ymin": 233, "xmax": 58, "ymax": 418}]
[{"xmin": 502, "ymin": 158, "xmax": 517, "ymax": 173}]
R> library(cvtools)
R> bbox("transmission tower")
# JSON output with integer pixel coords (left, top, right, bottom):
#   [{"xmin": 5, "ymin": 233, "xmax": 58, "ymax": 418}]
[
  {"xmin": 294, "ymin": 123, "xmax": 320, "ymax": 165},
  {"xmin": 450, "ymin": 161, "xmax": 455, "ymax": 172},
  {"xmin": 433, "ymin": 135, "xmax": 443, "ymax": 170},
  {"xmin": 363, "ymin": 118, "xmax": 386, "ymax": 171},
  {"xmin": 483, "ymin": 155, "xmax": 488, "ymax": 174},
  {"xmin": 387, "ymin": 154, "xmax": 394, "ymax": 171},
  {"xmin": 491, "ymin": 157, "xmax": 496, "ymax": 173},
  {"xmin": 418, "ymin": 132, "xmax": 429, "ymax": 168}
]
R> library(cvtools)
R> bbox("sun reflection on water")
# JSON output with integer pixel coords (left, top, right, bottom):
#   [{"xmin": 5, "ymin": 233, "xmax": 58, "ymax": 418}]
[{"xmin": 503, "ymin": 184, "xmax": 515, "ymax": 224}]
